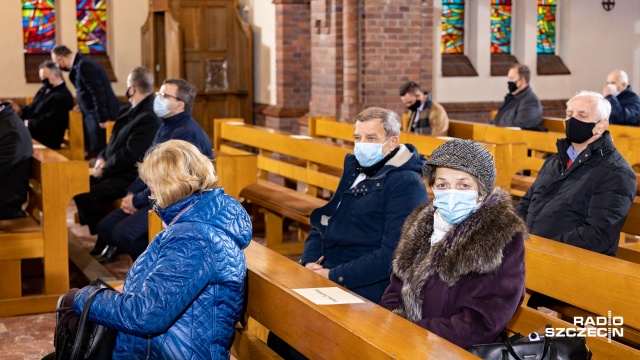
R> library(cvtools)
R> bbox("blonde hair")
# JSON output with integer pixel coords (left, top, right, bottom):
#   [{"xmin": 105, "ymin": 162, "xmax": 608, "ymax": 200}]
[{"xmin": 138, "ymin": 140, "xmax": 217, "ymax": 208}]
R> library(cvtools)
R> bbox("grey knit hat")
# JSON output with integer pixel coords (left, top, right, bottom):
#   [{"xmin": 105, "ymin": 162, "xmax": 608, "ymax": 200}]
[{"xmin": 423, "ymin": 139, "xmax": 496, "ymax": 194}]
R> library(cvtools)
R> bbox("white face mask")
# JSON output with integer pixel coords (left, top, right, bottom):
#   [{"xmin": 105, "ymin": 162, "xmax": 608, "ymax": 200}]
[{"xmin": 153, "ymin": 96, "xmax": 170, "ymax": 117}]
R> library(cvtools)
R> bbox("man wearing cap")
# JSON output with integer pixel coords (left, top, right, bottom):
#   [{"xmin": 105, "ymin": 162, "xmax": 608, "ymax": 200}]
[
  {"xmin": 517, "ymin": 91, "xmax": 636, "ymax": 256},
  {"xmin": 300, "ymin": 107, "xmax": 428, "ymax": 303}
]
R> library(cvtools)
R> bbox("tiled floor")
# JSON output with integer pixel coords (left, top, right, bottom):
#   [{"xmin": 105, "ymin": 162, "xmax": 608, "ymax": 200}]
[{"xmin": 0, "ymin": 201, "xmax": 300, "ymax": 358}]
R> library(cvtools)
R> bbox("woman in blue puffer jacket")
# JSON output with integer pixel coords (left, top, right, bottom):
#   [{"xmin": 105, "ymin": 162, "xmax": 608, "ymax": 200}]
[{"xmin": 71, "ymin": 139, "xmax": 252, "ymax": 359}]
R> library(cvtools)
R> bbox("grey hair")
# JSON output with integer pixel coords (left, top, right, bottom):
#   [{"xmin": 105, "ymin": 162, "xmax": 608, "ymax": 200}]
[
  {"xmin": 615, "ymin": 69, "xmax": 629, "ymax": 84},
  {"xmin": 354, "ymin": 107, "xmax": 401, "ymax": 138},
  {"xmin": 129, "ymin": 67, "xmax": 154, "ymax": 94},
  {"xmin": 567, "ymin": 91, "xmax": 612, "ymax": 122},
  {"xmin": 39, "ymin": 60, "xmax": 61, "ymax": 76}
]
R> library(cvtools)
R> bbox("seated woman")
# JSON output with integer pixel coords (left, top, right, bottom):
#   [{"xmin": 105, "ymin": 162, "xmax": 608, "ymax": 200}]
[
  {"xmin": 380, "ymin": 139, "xmax": 527, "ymax": 350},
  {"xmin": 61, "ymin": 139, "xmax": 252, "ymax": 358}
]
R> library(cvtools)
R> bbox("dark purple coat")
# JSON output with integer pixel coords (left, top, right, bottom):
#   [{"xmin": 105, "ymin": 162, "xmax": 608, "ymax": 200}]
[{"xmin": 380, "ymin": 188, "xmax": 527, "ymax": 350}]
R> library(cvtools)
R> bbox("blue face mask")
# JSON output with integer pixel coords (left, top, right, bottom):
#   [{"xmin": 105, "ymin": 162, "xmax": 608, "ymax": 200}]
[
  {"xmin": 153, "ymin": 96, "xmax": 170, "ymax": 117},
  {"xmin": 432, "ymin": 189, "xmax": 479, "ymax": 225},
  {"xmin": 354, "ymin": 140, "xmax": 389, "ymax": 167}
]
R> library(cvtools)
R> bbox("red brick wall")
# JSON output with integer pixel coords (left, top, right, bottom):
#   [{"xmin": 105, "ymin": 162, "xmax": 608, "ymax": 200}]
[
  {"xmin": 275, "ymin": 1, "xmax": 311, "ymax": 110},
  {"xmin": 309, "ymin": 1, "xmax": 434, "ymax": 119}
]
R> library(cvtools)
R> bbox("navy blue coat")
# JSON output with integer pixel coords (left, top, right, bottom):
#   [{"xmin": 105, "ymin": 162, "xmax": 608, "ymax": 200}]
[
  {"xmin": 21, "ymin": 82, "xmax": 73, "ymax": 149},
  {"xmin": 69, "ymin": 53, "xmax": 119, "ymax": 124},
  {"xmin": 606, "ymin": 85, "xmax": 640, "ymax": 126},
  {"xmin": 72, "ymin": 188, "xmax": 252, "ymax": 359},
  {"xmin": 517, "ymin": 132, "xmax": 636, "ymax": 256},
  {"xmin": 300, "ymin": 144, "xmax": 428, "ymax": 302}
]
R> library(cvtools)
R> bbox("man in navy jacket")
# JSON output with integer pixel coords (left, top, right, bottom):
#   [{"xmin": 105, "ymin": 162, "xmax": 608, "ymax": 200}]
[
  {"xmin": 96, "ymin": 79, "xmax": 212, "ymax": 263},
  {"xmin": 51, "ymin": 45, "xmax": 119, "ymax": 154},
  {"xmin": 602, "ymin": 69, "xmax": 640, "ymax": 126}
]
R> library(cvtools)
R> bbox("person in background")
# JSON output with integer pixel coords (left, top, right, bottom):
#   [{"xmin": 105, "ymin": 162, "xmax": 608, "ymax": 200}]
[
  {"xmin": 10, "ymin": 61, "xmax": 73, "ymax": 149},
  {"xmin": 51, "ymin": 45, "xmax": 119, "ymax": 157},
  {"xmin": 492, "ymin": 64, "xmax": 543, "ymax": 129},
  {"xmin": 73, "ymin": 67, "xmax": 161, "ymax": 256},
  {"xmin": 380, "ymin": 139, "xmax": 527, "ymax": 350},
  {"xmin": 398, "ymin": 81, "xmax": 449, "ymax": 136},
  {"xmin": 96, "ymin": 78, "xmax": 213, "ymax": 264},
  {"xmin": 602, "ymin": 69, "xmax": 640, "ymax": 126},
  {"xmin": 55, "ymin": 139, "xmax": 251, "ymax": 359},
  {"xmin": 0, "ymin": 102, "xmax": 33, "ymax": 220},
  {"xmin": 517, "ymin": 91, "xmax": 636, "ymax": 256}
]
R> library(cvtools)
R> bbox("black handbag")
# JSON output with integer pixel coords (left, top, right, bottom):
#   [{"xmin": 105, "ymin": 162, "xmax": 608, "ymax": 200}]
[
  {"xmin": 54, "ymin": 287, "xmax": 118, "ymax": 360},
  {"xmin": 470, "ymin": 329, "xmax": 592, "ymax": 360}
]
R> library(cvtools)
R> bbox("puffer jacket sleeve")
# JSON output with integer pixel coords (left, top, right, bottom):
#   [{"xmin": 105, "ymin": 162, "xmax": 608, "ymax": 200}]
[
  {"xmin": 415, "ymin": 235, "xmax": 526, "ymax": 350},
  {"xmin": 72, "ymin": 227, "xmax": 221, "ymax": 335}
]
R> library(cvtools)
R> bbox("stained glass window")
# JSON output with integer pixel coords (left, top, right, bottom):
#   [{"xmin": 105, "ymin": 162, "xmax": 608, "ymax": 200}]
[
  {"xmin": 441, "ymin": 0, "xmax": 465, "ymax": 54},
  {"xmin": 22, "ymin": 0, "xmax": 56, "ymax": 54},
  {"xmin": 76, "ymin": 0, "xmax": 107, "ymax": 54},
  {"xmin": 490, "ymin": 0, "xmax": 512, "ymax": 54},
  {"xmin": 537, "ymin": 0, "xmax": 556, "ymax": 54}
]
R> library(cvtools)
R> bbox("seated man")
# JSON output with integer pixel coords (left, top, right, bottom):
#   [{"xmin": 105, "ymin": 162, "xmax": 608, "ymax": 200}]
[
  {"xmin": 398, "ymin": 81, "xmax": 449, "ymax": 136},
  {"xmin": 517, "ymin": 91, "xmax": 636, "ymax": 256},
  {"xmin": 9, "ymin": 61, "xmax": 73, "ymax": 149},
  {"xmin": 492, "ymin": 64, "xmax": 543, "ymax": 129},
  {"xmin": 300, "ymin": 107, "xmax": 428, "ymax": 302},
  {"xmin": 74, "ymin": 67, "xmax": 162, "ymax": 256},
  {"xmin": 96, "ymin": 78, "xmax": 213, "ymax": 263},
  {"xmin": 0, "ymin": 102, "xmax": 33, "ymax": 220},
  {"xmin": 602, "ymin": 69, "xmax": 640, "ymax": 126}
]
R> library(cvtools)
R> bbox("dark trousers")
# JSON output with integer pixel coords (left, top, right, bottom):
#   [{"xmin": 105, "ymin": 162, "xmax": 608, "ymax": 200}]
[
  {"xmin": 82, "ymin": 113, "xmax": 106, "ymax": 153},
  {"xmin": 97, "ymin": 206, "xmax": 151, "ymax": 261},
  {"xmin": 74, "ymin": 176, "xmax": 131, "ymax": 235}
]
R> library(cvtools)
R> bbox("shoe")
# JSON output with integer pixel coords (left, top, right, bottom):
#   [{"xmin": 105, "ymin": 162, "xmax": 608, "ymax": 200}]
[
  {"xmin": 98, "ymin": 246, "xmax": 120, "ymax": 264},
  {"xmin": 89, "ymin": 243, "xmax": 106, "ymax": 256}
]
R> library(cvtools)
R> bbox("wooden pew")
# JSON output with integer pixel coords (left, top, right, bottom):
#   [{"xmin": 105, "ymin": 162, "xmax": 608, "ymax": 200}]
[
  {"xmin": 508, "ymin": 235, "xmax": 640, "ymax": 359},
  {"xmin": 214, "ymin": 119, "xmax": 348, "ymax": 254},
  {"xmin": 56, "ymin": 110, "xmax": 85, "ymax": 161},
  {"xmin": 308, "ymin": 116, "xmax": 526, "ymax": 191},
  {"xmin": 616, "ymin": 198, "xmax": 640, "ymax": 264},
  {"xmin": 105, "ymin": 120, "xmax": 116, "ymax": 143},
  {"xmin": 0, "ymin": 143, "xmax": 89, "ymax": 316},
  {"xmin": 236, "ymin": 241, "xmax": 477, "ymax": 359}
]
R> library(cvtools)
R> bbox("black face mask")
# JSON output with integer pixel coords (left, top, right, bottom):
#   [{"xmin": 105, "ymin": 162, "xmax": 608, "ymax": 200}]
[
  {"xmin": 41, "ymin": 78, "xmax": 51, "ymax": 88},
  {"xmin": 565, "ymin": 117, "xmax": 597, "ymax": 144},
  {"xmin": 125, "ymin": 86, "xmax": 134, "ymax": 100},
  {"xmin": 407, "ymin": 99, "xmax": 421, "ymax": 112},
  {"xmin": 508, "ymin": 81, "xmax": 518, "ymax": 93}
]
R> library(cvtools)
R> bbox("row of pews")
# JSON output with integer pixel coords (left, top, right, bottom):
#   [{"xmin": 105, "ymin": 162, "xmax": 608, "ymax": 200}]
[{"xmin": 209, "ymin": 116, "xmax": 640, "ymax": 359}]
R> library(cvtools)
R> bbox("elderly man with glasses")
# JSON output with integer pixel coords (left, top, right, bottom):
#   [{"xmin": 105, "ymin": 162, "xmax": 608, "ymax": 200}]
[{"xmin": 95, "ymin": 78, "xmax": 213, "ymax": 264}]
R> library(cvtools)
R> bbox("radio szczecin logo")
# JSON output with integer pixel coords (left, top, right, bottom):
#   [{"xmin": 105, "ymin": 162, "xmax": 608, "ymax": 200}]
[{"xmin": 545, "ymin": 311, "xmax": 623, "ymax": 343}]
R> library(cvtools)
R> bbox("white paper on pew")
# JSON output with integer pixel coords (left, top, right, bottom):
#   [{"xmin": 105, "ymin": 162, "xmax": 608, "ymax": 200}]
[
  {"xmin": 505, "ymin": 126, "xmax": 522, "ymax": 130},
  {"xmin": 225, "ymin": 121, "xmax": 245, "ymax": 126},
  {"xmin": 293, "ymin": 287, "xmax": 365, "ymax": 305},
  {"xmin": 33, "ymin": 143, "xmax": 46, "ymax": 149},
  {"xmin": 290, "ymin": 135, "xmax": 313, "ymax": 140}
]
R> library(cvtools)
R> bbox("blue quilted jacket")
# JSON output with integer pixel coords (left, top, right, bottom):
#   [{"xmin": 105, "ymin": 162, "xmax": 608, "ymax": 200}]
[{"xmin": 72, "ymin": 188, "xmax": 252, "ymax": 359}]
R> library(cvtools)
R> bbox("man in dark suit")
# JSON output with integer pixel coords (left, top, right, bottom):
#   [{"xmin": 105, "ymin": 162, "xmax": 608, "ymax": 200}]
[
  {"xmin": 73, "ymin": 67, "xmax": 161, "ymax": 256},
  {"xmin": 9, "ymin": 61, "xmax": 73, "ymax": 149},
  {"xmin": 51, "ymin": 45, "xmax": 119, "ymax": 155},
  {"xmin": 0, "ymin": 102, "xmax": 33, "ymax": 220}
]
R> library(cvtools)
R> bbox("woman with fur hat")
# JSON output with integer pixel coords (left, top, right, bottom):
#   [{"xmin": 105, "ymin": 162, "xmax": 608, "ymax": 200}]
[{"xmin": 379, "ymin": 139, "xmax": 527, "ymax": 350}]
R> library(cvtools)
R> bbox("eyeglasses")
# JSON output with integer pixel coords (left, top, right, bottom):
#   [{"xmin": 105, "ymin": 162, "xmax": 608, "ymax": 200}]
[{"xmin": 156, "ymin": 92, "xmax": 183, "ymax": 102}]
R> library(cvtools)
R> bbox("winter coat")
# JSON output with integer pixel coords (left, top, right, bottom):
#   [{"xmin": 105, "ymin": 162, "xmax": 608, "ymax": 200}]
[
  {"xmin": 492, "ymin": 86, "xmax": 543, "ymax": 129},
  {"xmin": 69, "ymin": 53, "xmax": 119, "ymax": 124},
  {"xmin": 0, "ymin": 103, "xmax": 33, "ymax": 220},
  {"xmin": 96, "ymin": 94, "xmax": 161, "ymax": 182},
  {"xmin": 380, "ymin": 188, "xmax": 527, "ymax": 350},
  {"xmin": 21, "ymin": 82, "xmax": 73, "ymax": 149},
  {"xmin": 517, "ymin": 132, "xmax": 636, "ymax": 256},
  {"xmin": 300, "ymin": 144, "xmax": 429, "ymax": 303},
  {"xmin": 72, "ymin": 188, "xmax": 252, "ymax": 359},
  {"xmin": 606, "ymin": 85, "xmax": 640, "ymax": 126},
  {"xmin": 407, "ymin": 99, "xmax": 449, "ymax": 136}
]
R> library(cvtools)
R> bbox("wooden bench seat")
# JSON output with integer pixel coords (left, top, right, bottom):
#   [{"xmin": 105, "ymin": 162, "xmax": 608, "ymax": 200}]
[
  {"xmin": 214, "ymin": 119, "xmax": 347, "ymax": 254},
  {"xmin": 56, "ymin": 110, "xmax": 84, "ymax": 161},
  {"xmin": 0, "ymin": 143, "xmax": 89, "ymax": 317}
]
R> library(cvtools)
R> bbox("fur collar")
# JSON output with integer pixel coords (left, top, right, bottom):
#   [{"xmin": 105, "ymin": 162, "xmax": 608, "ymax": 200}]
[{"xmin": 391, "ymin": 188, "xmax": 528, "ymax": 322}]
